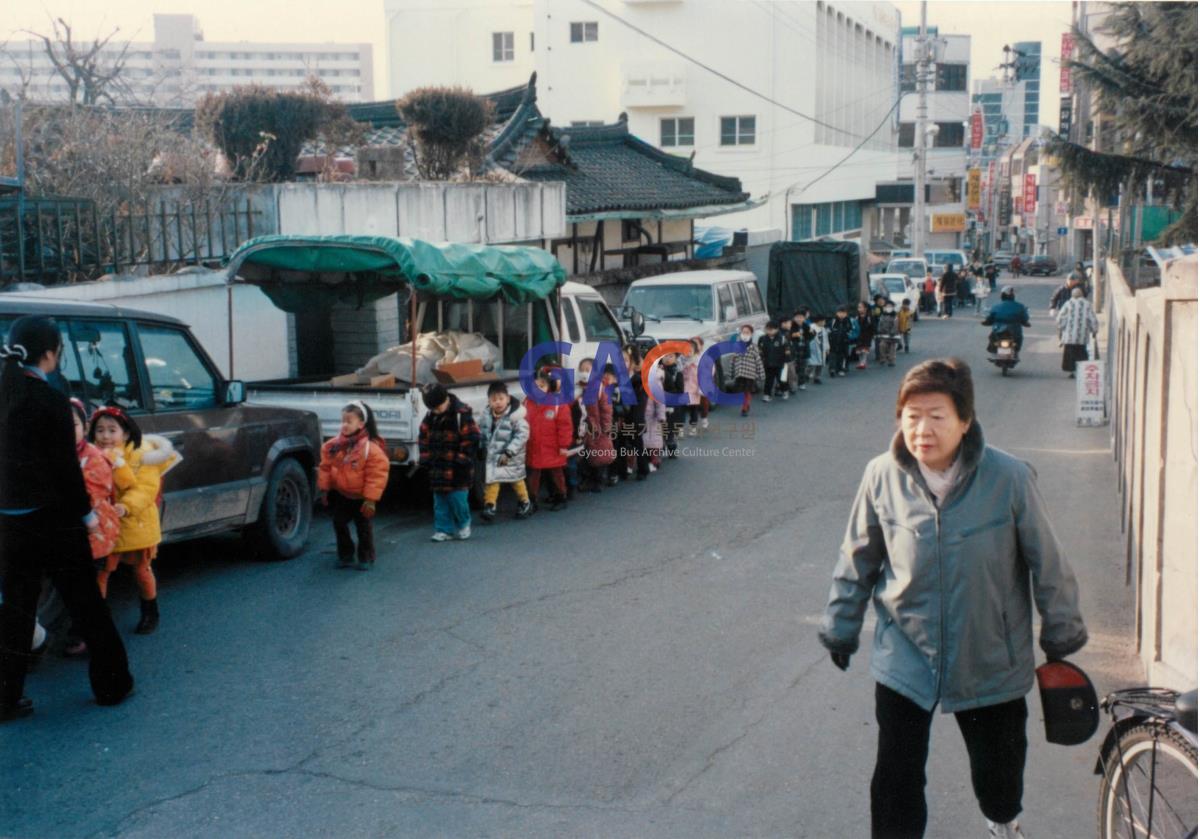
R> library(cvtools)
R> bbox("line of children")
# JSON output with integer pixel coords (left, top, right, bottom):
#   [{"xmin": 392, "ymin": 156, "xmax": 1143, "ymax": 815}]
[{"xmin": 756, "ymin": 320, "xmax": 792, "ymax": 402}]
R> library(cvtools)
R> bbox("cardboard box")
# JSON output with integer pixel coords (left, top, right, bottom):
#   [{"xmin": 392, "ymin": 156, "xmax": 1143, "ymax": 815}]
[
  {"xmin": 369, "ymin": 373, "xmax": 397, "ymax": 389},
  {"xmin": 433, "ymin": 359, "xmax": 485, "ymax": 383}
]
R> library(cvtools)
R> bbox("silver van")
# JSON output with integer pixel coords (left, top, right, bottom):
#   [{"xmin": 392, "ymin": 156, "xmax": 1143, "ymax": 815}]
[{"xmin": 620, "ymin": 270, "xmax": 770, "ymax": 347}]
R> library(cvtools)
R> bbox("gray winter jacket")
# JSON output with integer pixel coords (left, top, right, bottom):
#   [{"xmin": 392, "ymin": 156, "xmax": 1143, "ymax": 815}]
[
  {"xmin": 478, "ymin": 400, "xmax": 529, "ymax": 484},
  {"xmin": 818, "ymin": 421, "xmax": 1087, "ymax": 713}
]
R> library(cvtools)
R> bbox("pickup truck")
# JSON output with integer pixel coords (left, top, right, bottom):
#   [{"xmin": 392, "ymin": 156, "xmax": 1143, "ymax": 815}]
[
  {"xmin": 225, "ymin": 235, "xmax": 628, "ymax": 474},
  {"xmin": 0, "ymin": 297, "xmax": 323, "ymax": 559}
]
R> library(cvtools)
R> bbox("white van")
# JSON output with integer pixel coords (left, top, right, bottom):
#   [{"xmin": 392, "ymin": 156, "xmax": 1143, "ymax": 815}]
[
  {"xmin": 620, "ymin": 270, "xmax": 770, "ymax": 347},
  {"xmin": 924, "ymin": 250, "xmax": 968, "ymax": 275}
]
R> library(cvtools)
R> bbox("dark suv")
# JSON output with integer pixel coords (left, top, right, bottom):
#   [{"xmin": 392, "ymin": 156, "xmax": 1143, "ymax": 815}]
[
  {"xmin": 1024, "ymin": 255, "xmax": 1059, "ymax": 276},
  {"xmin": 0, "ymin": 297, "xmax": 322, "ymax": 559}
]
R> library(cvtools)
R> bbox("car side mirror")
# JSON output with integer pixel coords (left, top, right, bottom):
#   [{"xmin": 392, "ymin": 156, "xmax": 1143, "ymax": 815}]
[
  {"xmin": 629, "ymin": 309, "xmax": 645, "ymax": 338},
  {"xmin": 723, "ymin": 305, "xmax": 737, "ymax": 322},
  {"xmin": 223, "ymin": 379, "xmax": 246, "ymax": 406}
]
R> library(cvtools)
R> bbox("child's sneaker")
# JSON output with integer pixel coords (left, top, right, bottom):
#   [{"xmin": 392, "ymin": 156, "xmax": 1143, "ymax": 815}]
[
  {"xmin": 687, "ymin": 424, "xmax": 698, "ymax": 436},
  {"xmin": 762, "ymin": 394, "xmax": 771, "ymax": 402},
  {"xmin": 740, "ymin": 408, "xmax": 749, "ymax": 417},
  {"xmin": 700, "ymin": 417, "xmax": 709, "ymax": 430},
  {"xmin": 549, "ymin": 496, "xmax": 567, "ymax": 511},
  {"xmin": 456, "ymin": 526, "xmax": 471, "ymax": 540},
  {"xmin": 431, "ymin": 531, "xmax": 454, "ymax": 542},
  {"xmin": 648, "ymin": 463, "xmax": 658, "ymax": 473},
  {"xmin": 781, "ymin": 391, "xmax": 790, "ymax": 400},
  {"xmin": 799, "ymin": 384, "xmax": 807, "ymax": 391},
  {"xmin": 481, "ymin": 504, "xmax": 496, "ymax": 522},
  {"xmin": 337, "ymin": 555, "xmax": 355, "ymax": 569},
  {"xmin": 516, "ymin": 499, "xmax": 534, "ymax": 518},
  {"xmin": 355, "ymin": 558, "xmax": 374, "ymax": 571},
  {"xmin": 814, "ymin": 378, "xmax": 822, "ymax": 384}
]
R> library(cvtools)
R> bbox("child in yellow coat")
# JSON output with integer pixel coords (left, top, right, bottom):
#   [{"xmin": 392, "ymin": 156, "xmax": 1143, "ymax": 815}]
[{"xmin": 88, "ymin": 407, "xmax": 180, "ymax": 634}]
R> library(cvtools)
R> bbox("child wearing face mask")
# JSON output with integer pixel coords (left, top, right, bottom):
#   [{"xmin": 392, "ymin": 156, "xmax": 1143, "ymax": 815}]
[
  {"xmin": 827, "ymin": 306, "xmax": 854, "ymax": 377},
  {"xmin": 876, "ymin": 302, "xmax": 901, "ymax": 367},
  {"xmin": 731, "ymin": 325, "xmax": 765, "ymax": 417},
  {"xmin": 681, "ymin": 337, "xmax": 709, "ymax": 434}
]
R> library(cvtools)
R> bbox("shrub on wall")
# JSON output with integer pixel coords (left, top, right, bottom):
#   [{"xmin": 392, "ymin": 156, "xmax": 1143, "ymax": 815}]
[
  {"xmin": 395, "ymin": 86, "xmax": 494, "ymax": 180},
  {"xmin": 197, "ymin": 84, "xmax": 328, "ymax": 182}
]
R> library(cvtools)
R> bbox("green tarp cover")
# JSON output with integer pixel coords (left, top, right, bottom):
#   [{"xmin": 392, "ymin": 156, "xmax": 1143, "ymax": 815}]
[
  {"xmin": 225, "ymin": 234, "xmax": 567, "ymax": 313},
  {"xmin": 767, "ymin": 240, "xmax": 862, "ymax": 318}
]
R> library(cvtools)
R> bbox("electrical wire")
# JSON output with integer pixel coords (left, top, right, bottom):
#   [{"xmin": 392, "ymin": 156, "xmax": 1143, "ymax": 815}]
[
  {"xmin": 782, "ymin": 96, "xmax": 903, "ymax": 197},
  {"xmin": 579, "ymin": 0, "xmax": 872, "ymax": 142}
]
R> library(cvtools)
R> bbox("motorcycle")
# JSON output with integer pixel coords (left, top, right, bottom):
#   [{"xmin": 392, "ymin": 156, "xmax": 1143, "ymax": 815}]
[{"xmin": 986, "ymin": 327, "xmax": 1020, "ymax": 376}]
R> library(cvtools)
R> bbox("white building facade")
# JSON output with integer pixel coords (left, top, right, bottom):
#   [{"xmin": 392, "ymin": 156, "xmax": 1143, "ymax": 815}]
[
  {"xmin": 385, "ymin": 0, "xmax": 902, "ymax": 240},
  {"xmin": 0, "ymin": 14, "xmax": 373, "ymax": 105}
]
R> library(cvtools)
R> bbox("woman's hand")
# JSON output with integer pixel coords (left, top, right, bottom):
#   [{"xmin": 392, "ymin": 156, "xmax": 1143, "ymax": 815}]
[{"xmin": 114, "ymin": 503, "xmax": 128, "ymax": 518}]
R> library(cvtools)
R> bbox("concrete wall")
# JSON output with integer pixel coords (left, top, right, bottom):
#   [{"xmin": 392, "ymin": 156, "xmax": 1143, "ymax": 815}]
[
  {"xmin": 275, "ymin": 181, "xmax": 566, "ymax": 243},
  {"xmin": 8, "ymin": 269, "xmax": 290, "ymax": 382},
  {"xmin": 1106, "ymin": 255, "xmax": 1197, "ymax": 689}
]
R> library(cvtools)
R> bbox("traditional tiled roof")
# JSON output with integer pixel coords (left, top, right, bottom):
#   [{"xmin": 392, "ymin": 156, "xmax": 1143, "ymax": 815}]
[{"xmin": 517, "ymin": 119, "xmax": 748, "ymax": 217}]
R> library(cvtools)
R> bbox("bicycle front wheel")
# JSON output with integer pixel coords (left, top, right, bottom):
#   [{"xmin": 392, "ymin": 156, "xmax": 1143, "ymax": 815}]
[{"xmin": 1098, "ymin": 722, "xmax": 1198, "ymax": 839}]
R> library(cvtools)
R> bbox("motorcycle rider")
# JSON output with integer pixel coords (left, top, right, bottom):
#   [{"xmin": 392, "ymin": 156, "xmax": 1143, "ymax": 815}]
[{"xmin": 982, "ymin": 286, "xmax": 1031, "ymax": 353}]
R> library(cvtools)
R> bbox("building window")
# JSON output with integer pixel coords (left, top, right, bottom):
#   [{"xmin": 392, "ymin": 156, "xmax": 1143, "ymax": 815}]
[
  {"xmin": 792, "ymin": 200, "xmax": 862, "ymax": 240},
  {"xmin": 936, "ymin": 63, "xmax": 967, "ymax": 91},
  {"xmin": 934, "ymin": 121, "xmax": 965, "ymax": 147},
  {"xmin": 660, "ymin": 117, "xmax": 695, "ymax": 147},
  {"xmin": 897, "ymin": 122, "xmax": 915, "ymax": 148},
  {"xmin": 719, "ymin": 115, "xmax": 755, "ymax": 146},
  {"xmin": 570, "ymin": 22, "xmax": 598, "ymax": 43},
  {"xmin": 530, "ymin": 32, "xmax": 535, "ymax": 51},
  {"xmin": 493, "ymin": 32, "xmax": 514, "ymax": 62}
]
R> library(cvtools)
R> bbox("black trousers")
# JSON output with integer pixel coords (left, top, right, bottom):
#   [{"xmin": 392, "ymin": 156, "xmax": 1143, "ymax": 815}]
[
  {"xmin": 763, "ymin": 366, "xmax": 782, "ymax": 397},
  {"xmin": 871, "ymin": 682, "xmax": 1027, "ymax": 838},
  {"xmin": 329, "ymin": 491, "xmax": 375, "ymax": 562},
  {"xmin": 0, "ymin": 509, "xmax": 133, "ymax": 707}
]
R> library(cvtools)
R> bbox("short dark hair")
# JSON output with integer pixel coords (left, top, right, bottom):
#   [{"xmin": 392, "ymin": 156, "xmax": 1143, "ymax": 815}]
[
  {"xmin": 765, "ymin": 319, "xmax": 779, "ymax": 329},
  {"xmin": 901, "ymin": 298, "xmax": 911, "ymax": 305},
  {"xmin": 813, "ymin": 313, "xmax": 827, "ymax": 323},
  {"xmin": 896, "ymin": 358, "xmax": 974, "ymax": 422},
  {"xmin": 835, "ymin": 305, "xmax": 848, "ymax": 313},
  {"xmin": 422, "ymin": 383, "xmax": 449, "ymax": 409},
  {"xmin": 486, "ymin": 381, "xmax": 509, "ymax": 397}
]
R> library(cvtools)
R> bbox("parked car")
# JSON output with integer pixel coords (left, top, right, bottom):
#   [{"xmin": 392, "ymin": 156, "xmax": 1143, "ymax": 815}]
[
  {"xmin": 1024, "ymin": 255, "xmax": 1059, "ymax": 276},
  {"xmin": 870, "ymin": 273, "xmax": 921, "ymax": 314},
  {"xmin": 923, "ymin": 249, "xmax": 968, "ymax": 277},
  {"xmin": 885, "ymin": 257, "xmax": 930, "ymax": 282},
  {"xmin": 0, "ymin": 297, "xmax": 323, "ymax": 559}
]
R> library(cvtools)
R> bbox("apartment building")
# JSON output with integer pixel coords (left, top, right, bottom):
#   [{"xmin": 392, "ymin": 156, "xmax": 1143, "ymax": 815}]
[{"xmin": 0, "ymin": 14, "xmax": 373, "ymax": 105}]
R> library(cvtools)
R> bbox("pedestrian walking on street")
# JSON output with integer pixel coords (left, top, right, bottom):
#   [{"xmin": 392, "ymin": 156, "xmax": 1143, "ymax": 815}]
[
  {"xmin": 921, "ymin": 272, "xmax": 937, "ymax": 314},
  {"xmin": 973, "ymin": 272, "xmax": 991, "ymax": 316},
  {"xmin": 827, "ymin": 306, "xmax": 854, "ymax": 377},
  {"xmin": 853, "ymin": 301, "xmax": 875, "ymax": 369},
  {"xmin": 732, "ymin": 325, "xmax": 765, "ymax": 416},
  {"xmin": 819, "ymin": 358, "xmax": 1088, "ymax": 839},
  {"xmin": 580, "ymin": 372, "xmax": 616, "ymax": 490},
  {"xmin": 986, "ymin": 261, "xmax": 999, "ymax": 291},
  {"xmin": 876, "ymin": 303, "xmax": 900, "ymax": 367},
  {"xmin": 318, "ymin": 401, "xmax": 390, "ymax": 568},
  {"xmin": 89, "ymin": 407, "xmax": 180, "ymax": 634},
  {"xmin": 897, "ymin": 300, "xmax": 914, "ymax": 354},
  {"xmin": 788, "ymin": 310, "xmax": 812, "ymax": 390},
  {"xmin": 1056, "ymin": 287, "xmax": 1099, "ymax": 378},
  {"xmin": 419, "ymin": 384, "xmax": 482, "ymax": 541},
  {"xmin": 806, "ymin": 314, "xmax": 829, "ymax": 383},
  {"xmin": 681, "ymin": 338, "xmax": 709, "ymax": 433},
  {"xmin": 478, "ymin": 382, "xmax": 533, "ymax": 521},
  {"xmin": 757, "ymin": 320, "xmax": 791, "ymax": 401},
  {"xmin": 937, "ymin": 268, "xmax": 957, "ymax": 318},
  {"xmin": 658, "ymin": 351, "xmax": 685, "ymax": 454},
  {"xmin": 0, "ymin": 316, "xmax": 134, "ymax": 722}
]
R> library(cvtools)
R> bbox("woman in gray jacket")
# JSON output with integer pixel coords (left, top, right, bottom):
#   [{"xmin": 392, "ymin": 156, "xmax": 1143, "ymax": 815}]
[{"xmin": 819, "ymin": 358, "xmax": 1087, "ymax": 839}]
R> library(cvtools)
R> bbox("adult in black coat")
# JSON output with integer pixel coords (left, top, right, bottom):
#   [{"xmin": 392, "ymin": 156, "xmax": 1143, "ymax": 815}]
[{"xmin": 0, "ymin": 316, "xmax": 133, "ymax": 721}]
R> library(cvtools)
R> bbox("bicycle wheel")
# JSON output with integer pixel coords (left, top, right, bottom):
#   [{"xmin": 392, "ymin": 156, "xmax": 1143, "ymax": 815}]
[{"xmin": 1098, "ymin": 722, "xmax": 1198, "ymax": 839}]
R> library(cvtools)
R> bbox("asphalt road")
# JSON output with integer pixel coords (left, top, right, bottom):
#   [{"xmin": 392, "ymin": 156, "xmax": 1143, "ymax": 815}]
[{"xmin": 3, "ymin": 276, "xmax": 1143, "ymax": 839}]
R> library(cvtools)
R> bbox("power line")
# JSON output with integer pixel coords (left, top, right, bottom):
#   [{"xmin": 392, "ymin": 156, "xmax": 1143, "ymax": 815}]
[
  {"xmin": 783, "ymin": 96, "xmax": 903, "ymax": 198},
  {"xmin": 579, "ymin": 0, "xmax": 867, "ymax": 142}
]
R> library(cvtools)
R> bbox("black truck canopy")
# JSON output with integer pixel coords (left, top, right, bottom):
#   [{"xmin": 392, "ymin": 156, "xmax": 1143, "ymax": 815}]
[{"xmin": 766, "ymin": 240, "xmax": 861, "ymax": 318}]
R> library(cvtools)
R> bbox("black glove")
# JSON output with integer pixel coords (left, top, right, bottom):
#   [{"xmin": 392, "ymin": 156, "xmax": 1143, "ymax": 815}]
[{"xmin": 831, "ymin": 651, "xmax": 851, "ymax": 671}]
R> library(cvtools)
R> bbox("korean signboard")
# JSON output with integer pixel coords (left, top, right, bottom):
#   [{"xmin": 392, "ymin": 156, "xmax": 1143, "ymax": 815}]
[
  {"xmin": 1059, "ymin": 97, "xmax": 1073, "ymax": 138},
  {"xmin": 967, "ymin": 169, "xmax": 982, "ymax": 210},
  {"xmin": 1024, "ymin": 173, "xmax": 1037, "ymax": 214},
  {"xmin": 930, "ymin": 213, "xmax": 966, "ymax": 233},
  {"xmin": 970, "ymin": 108, "xmax": 984, "ymax": 150},
  {"xmin": 1060, "ymin": 32, "xmax": 1075, "ymax": 93},
  {"xmin": 1075, "ymin": 359, "xmax": 1107, "ymax": 426}
]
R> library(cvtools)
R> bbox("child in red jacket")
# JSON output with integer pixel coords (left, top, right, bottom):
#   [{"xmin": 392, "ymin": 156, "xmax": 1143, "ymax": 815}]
[
  {"xmin": 525, "ymin": 367, "xmax": 574, "ymax": 511},
  {"xmin": 318, "ymin": 401, "xmax": 390, "ymax": 570}
]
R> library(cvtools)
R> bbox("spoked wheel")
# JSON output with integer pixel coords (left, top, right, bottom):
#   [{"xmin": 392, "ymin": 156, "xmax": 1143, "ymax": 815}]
[{"xmin": 1098, "ymin": 723, "xmax": 1198, "ymax": 839}]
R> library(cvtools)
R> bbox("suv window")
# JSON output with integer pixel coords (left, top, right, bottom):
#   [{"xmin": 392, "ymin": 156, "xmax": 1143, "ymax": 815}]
[
  {"xmin": 576, "ymin": 297, "xmax": 621, "ymax": 342},
  {"xmin": 564, "ymin": 300, "xmax": 581, "ymax": 343},
  {"xmin": 717, "ymin": 285, "xmax": 734, "ymax": 321},
  {"xmin": 744, "ymin": 281, "xmax": 765, "ymax": 315},
  {"xmin": 732, "ymin": 282, "xmax": 751, "ymax": 318},
  {"xmin": 67, "ymin": 320, "xmax": 145, "ymax": 411},
  {"xmin": 137, "ymin": 323, "xmax": 219, "ymax": 410}
]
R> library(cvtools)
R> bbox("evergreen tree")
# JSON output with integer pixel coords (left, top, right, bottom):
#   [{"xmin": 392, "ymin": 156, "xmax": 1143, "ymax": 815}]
[{"xmin": 1047, "ymin": 2, "xmax": 1197, "ymax": 244}]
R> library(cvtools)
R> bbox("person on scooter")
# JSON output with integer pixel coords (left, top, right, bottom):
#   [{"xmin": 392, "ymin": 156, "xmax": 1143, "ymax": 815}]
[{"xmin": 982, "ymin": 286, "xmax": 1031, "ymax": 353}]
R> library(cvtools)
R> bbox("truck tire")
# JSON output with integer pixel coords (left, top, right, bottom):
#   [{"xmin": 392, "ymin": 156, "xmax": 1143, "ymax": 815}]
[{"xmin": 246, "ymin": 457, "xmax": 312, "ymax": 560}]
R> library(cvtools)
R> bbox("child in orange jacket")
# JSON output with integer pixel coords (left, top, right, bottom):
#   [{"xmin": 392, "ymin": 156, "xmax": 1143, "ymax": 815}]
[{"xmin": 318, "ymin": 400, "xmax": 390, "ymax": 570}]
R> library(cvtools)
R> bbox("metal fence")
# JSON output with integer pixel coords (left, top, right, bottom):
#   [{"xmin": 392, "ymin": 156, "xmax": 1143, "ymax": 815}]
[{"xmin": 0, "ymin": 195, "xmax": 264, "ymax": 285}]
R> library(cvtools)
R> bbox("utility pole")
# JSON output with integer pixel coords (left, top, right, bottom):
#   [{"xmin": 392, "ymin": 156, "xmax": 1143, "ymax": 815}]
[{"xmin": 913, "ymin": 1, "xmax": 929, "ymax": 259}]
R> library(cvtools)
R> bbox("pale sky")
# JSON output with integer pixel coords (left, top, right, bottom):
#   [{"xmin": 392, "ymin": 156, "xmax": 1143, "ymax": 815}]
[{"xmin": 3, "ymin": 0, "xmax": 1074, "ymax": 125}]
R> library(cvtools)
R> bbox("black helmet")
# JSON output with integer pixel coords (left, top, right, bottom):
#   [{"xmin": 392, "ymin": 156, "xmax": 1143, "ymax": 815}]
[{"xmin": 1000, "ymin": 285, "xmax": 1016, "ymax": 301}]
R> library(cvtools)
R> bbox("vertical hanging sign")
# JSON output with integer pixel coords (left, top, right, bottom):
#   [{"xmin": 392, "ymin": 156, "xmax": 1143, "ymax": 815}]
[
  {"xmin": 1060, "ymin": 33, "xmax": 1075, "ymax": 93},
  {"xmin": 970, "ymin": 108, "xmax": 984, "ymax": 150},
  {"xmin": 1024, "ymin": 173, "xmax": 1037, "ymax": 214}
]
